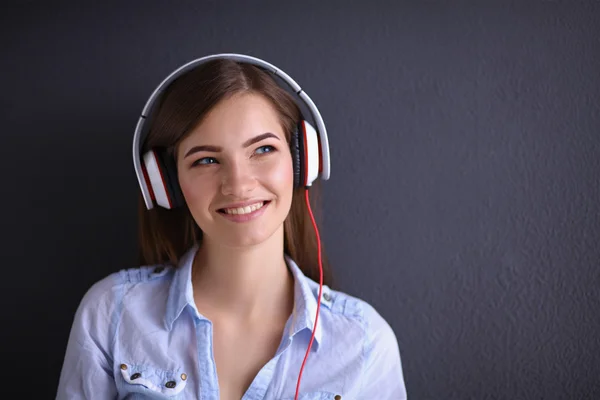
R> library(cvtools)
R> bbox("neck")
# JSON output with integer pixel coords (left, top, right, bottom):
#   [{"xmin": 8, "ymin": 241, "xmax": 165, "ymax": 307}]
[{"xmin": 191, "ymin": 227, "xmax": 294, "ymax": 324}]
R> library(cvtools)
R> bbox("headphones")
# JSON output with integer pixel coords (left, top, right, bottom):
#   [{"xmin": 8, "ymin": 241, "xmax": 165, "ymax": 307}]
[{"xmin": 132, "ymin": 53, "xmax": 331, "ymax": 210}]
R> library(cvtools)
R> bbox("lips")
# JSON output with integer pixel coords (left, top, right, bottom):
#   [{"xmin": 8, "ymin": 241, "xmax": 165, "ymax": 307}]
[{"xmin": 217, "ymin": 200, "xmax": 271, "ymax": 214}]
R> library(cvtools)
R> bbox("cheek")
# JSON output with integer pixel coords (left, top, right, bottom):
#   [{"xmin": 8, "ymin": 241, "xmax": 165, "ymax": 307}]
[
  {"xmin": 178, "ymin": 173, "xmax": 207, "ymax": 208},
  {"xmin": 268, "ymin": 155, "xmax": 294, "ymax": 192}
]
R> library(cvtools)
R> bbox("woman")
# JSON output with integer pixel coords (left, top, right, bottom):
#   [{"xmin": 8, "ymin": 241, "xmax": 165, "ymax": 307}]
[{"xmin": 57, "ymin": 54, "xmax": 407, "ymax": 399}]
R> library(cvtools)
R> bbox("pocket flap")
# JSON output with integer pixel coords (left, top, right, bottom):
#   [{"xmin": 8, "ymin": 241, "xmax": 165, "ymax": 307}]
[{"xmin": 119, "ymin": 362, "xmax": 188, "ymax": 397}]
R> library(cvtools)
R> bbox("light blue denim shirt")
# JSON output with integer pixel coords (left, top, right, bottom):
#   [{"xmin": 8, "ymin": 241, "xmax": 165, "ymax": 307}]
[{"xmin": 57, "ymin": 245, "xmax": 407, "ymax": 399}]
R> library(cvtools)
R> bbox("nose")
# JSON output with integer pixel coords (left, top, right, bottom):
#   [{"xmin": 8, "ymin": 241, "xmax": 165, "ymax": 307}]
[{"xmin": 220, "ymin": 161, "xmax": 257, "ymax": 197}]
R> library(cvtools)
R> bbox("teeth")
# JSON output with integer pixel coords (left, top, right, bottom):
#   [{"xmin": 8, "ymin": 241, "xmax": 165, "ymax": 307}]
[{"xmin": 223, "ymin": 202, "xmax": 265, "ymax": 215}]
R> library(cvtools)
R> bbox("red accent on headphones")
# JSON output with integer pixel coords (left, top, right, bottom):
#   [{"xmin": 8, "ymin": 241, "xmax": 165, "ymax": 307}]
[
  {"xmin": 317, "ymin": 135, "xmax": 323, "ymax": 174},
  {"xmin": 141, "ymin": 162, "xmax": 156, "ymax": 202},
  {"xmin": 153, "ymin": 150, "xmax": 174, "ymax": 209},
  {"xmin": 302, "ymin": 122, "xmax": 310, "ymax": 186}
]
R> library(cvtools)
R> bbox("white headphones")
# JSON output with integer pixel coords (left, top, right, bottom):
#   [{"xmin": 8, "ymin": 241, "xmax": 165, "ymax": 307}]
[{"xmin": 132, "ymin": 53, "xmax": 331, "ymax": 210}]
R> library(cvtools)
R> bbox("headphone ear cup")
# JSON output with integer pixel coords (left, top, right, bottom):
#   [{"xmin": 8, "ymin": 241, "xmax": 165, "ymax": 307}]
[
  {"xmin": 157, "ymin": 150, "xmax": 185, "ymax": 208},
  {"xmin": 143, "ymin": 150, "xmax": 171, "ymax": 208},
  {"xmin": 290, "ymin": 123, "xmax": 304, "ymax": 188},
  {"xmin": 142, "ymin": 149, "xmax": 184, "ymax": 209},
  {"xmin": 299, "ymin": 120, "xmax": 320, "ymax": 187}
]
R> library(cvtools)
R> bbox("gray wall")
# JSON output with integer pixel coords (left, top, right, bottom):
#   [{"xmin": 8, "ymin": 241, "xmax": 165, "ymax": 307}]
[{"xmin": 3, "ymin": 2, "xmax": 599, "ymax": 399}]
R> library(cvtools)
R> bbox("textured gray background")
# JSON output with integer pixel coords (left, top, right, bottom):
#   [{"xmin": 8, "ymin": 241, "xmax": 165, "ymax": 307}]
[{"xmin": 2, "ymin": 1, "xmax": 599, "ymax": 399}]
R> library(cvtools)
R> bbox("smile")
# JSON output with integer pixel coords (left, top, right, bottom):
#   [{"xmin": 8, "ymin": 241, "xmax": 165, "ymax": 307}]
[
  {"xmin": 217, "ymin": 201, "xmax": 271, "ymax": 222},
  {"xmin": 220, "ymin": 201, "xmax": 266, "ymax": 215}
]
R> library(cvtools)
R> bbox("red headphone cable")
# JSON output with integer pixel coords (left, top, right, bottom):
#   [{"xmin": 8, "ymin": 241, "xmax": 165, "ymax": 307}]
[{"xmin": 294, "ymin": 188, "xmax": 324, "ymax": 400}]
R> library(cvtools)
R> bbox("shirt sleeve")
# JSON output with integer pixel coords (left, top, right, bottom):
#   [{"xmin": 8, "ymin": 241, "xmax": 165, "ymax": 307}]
[
  {"xmin": 56, "ymin": 275, "xmax": 120, "ymax": 400},
  {"xmin": 359, "ymin": 304, "xmax": 408, "ymax": 399}
]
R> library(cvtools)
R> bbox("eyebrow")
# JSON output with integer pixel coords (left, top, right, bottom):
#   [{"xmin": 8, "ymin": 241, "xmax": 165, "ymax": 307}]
[{"xmin": 183, "ymin": 132, "xmax": 280, "ymax": 159}]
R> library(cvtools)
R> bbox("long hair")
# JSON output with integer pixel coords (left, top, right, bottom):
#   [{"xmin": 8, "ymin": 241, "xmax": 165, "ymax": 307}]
[{"xmin": 137, "ymin": 58, "xmax": 333, "ymax": 287}]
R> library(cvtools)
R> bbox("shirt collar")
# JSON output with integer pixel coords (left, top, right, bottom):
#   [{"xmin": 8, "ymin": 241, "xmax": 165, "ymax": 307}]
[
  {"xmin": 285, "ymin": 254, "xmax": 323, "ymax": 349},
  {"xmin": 164, "ymin": 244, "xmax": 199, "ymax": 331},
  {"xmin": 164, "ymin": 245, "xmax": 323, "ymax": 349}
]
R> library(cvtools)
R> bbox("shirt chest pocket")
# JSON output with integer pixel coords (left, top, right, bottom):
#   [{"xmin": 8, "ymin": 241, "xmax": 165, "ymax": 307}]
[{"xmin": 118, "ymin": 362, "xmax": 189, "ymax": 399}]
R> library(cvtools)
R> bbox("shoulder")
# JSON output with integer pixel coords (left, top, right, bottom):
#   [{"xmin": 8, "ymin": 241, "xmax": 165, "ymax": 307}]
[
  {"xmin": 318, "ymin": 286, "xmax": 406, "ymax": 396},
  {"xmin": 80, "ymin": 263, "xmax": 173, "ymax": 299},
  {"xmin": 73, "ymin": 264, "xmax": 175, "ymax": 327},
  {"xmin": 305, "ymin": 279, "xmax": 399, "ymax": 343}
]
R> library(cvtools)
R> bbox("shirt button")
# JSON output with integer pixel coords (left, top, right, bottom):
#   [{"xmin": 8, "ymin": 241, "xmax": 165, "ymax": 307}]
[
  {"xmin": 181, "ymin": 373, "xmax": 187, "ymax": 381},
  {"xmin": 165, "ymin": 381, "xmax": 177, "ymax": 388},
  {"xmin": 120, "ymin": 364, "xmax": 128, "ymax": 370},
  {"xmin": 130, "ymin": 373, "xmax": 141, "ymax": 380},
  {"xmin": 323, "ymin": 292, "xmax": 331, "ymax": 302},
  {"xmin": 334, "ymin": 395, "xmax": 342, "ymax": 400}
]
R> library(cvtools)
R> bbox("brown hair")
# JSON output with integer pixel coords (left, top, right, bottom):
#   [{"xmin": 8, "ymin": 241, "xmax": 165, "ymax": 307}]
[{"xmin": 137, "ymin": 58, "xmax": 333, "ymax": 287}]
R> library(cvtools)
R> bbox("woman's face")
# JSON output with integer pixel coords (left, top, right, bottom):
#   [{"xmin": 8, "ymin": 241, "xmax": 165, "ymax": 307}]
[{"xmin": 176, "ymin": 92, "xmax": 294, "ymax": 249}]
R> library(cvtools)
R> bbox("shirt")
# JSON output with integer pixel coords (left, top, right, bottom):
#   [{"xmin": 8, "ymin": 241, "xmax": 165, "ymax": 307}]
[{"xmin": 57, "ymin": 245, "xmax": 408, "ymax": 399}]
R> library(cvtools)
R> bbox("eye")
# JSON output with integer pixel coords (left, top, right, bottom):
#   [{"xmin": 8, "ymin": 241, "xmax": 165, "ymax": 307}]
[
  {"xmin": 191, "ymin": 157, "xmax": 217, "ymax": 167},
  {"xmin": 255, "ymin": 145, "xmax": 275, "ymax": 155}
]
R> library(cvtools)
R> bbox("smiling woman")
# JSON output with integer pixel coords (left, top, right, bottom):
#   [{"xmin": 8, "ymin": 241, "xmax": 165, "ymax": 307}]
[
  {"xmin": 138, "ymin": 58, "xmax": 326, "ymax": 284},
  {"xmin": 56, "ymin": 54, "xmax": 408, "ymax": 400}
]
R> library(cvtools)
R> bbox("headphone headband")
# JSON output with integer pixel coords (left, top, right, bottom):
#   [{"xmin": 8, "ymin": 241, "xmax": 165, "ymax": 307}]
[{"xmin": 133, "ymin": 53, "xmax": 330, "ymax": 209}]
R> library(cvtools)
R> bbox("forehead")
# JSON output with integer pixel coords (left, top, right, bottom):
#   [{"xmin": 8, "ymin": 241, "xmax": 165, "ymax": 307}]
[{"xmin": 186, "ymin": 92, "xmax": 284, "ymax": 142}]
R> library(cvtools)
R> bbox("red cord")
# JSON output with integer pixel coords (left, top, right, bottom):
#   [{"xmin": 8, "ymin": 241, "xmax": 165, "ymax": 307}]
[{"xmin": 294, "ymin": 188, "xmax": 323, "ymax": 400}]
